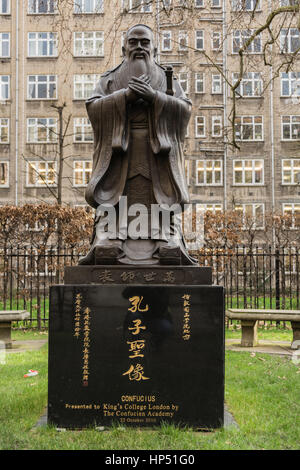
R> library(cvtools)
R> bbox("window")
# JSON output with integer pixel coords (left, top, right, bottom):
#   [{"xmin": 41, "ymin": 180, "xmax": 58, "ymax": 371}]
[
  {"xmin": 161, "ymin": 31, "xmax": 172, "ymax": 51},
  {"xmin": 235, "ymin": 203, "xmax": 264, "ymax": 229},
  {"xmin": 282, "ymin": 159, "xmax": 300, "ymax": 185},
  {"xmin": 212, "ymin": 116, "xmax": 222, "ymax": 137},
  {"xmin": 27, "ymin": 118, "xmax": 57, "ymax": 143},
  {"xmin": 28, "ymin": 0, "xmax": 56, "ymax": 14},
  {"xmin": 233, "ymin": 159, "xmax": 264, "ymax": 185},
  {"xmin": 232, "ymin": 30, "xmax": 261, "ymax": 54},
  {"xmin": 28, "ymin": 32, "xmax": 58, "ymax": 57},
  {"xmin": 0, "ymin": 162, "xmax": 9, "ymax": 187},
  {"xmin": 73, "ymin": 74, "xmax": 100, "ymax": 99},
  {"xmin": 280, "ymin": 0, "xmax": 298, "ymax": 5},
  {"xmin": 280, "ymin": 29, "xmax": 300, "ymax": 54},
  {"xmin": 232, "ymin": 0, "xmax": 261, "ymax": 10},
  {"xmin": 0, "ymin": 75, "xmax": 9, "ymax": 100},
  {"xmin": 178, "ymin": 73, "xmax": 189, "ymax": 93},
  {"xmin": 195, "ymin": 30, "xmax": 204, "ymax": 50},
  {"xmin": 196, "ymin": 160, "xmax": 223, "ymax": 185},
  {"xmin": 281, "ymin": 72, "xmax": 300, "ymax": 97},
  {"xmin": 282, "ymin": 203, "xmax": 300, "ymax": 228},
  {"xmin": 185, "ymin": 159, "xmax": 190, "ymax": 185},
  {"xmin": 0, "ymin": 0, "xmax": 10, "ymax": 14},
  {"xmin": 128, "ymin": 0, "xmax": 152, "ymax": 12},
  {"xmin": 0, "ymin": 118, "xmax": 9, "ymax": 143},
  {"xmin": 199, "ymin": 203, "xmax": 223, "ymax": 214},
  {"xmin": 26, "ymin": 161, "xmax": 57, "ymax": 187},
  {"xmin": 74, "ymin": 31, "xmax": 104, "ymax": 56},
  {"xmin": 162, "ymin": 0, "xmax": 172, "ymax": 9},
  {"xmin": 74, "ymin": 118, "xmax": 93, "ymax": 143},
  {"xmin": 195, "ymin": 0, "xmax": 204, "ymax": 7},
  {"xmin": 195, "ymin": 116, "xmax": 205, "ymax": 137},
  {"xmin": 73, "ymin": 161, "xmax": 92, "ymax": 186},
  {"xmin": 27, "ymin": 75, "xmax": 57, "ymax": 99},
  {"xmin": 74, "ymin": 0, "xmax": 103, "ymax": 13},
  {"xmin": 281, "ymin": 116, "xmax": 300, "ymax": 140},
  {"xmin": 0, "ymin": 33, "xmax": 10, "ymax": 57},
  {"xmin": 212, "ymin": 32, "xmax": 221, "ymax": 50},
  {"xmin": 211, "ymin": 0, "xmax": 221, "ymax": 7},
  {"xmin": 195, "ymin": 72, "xmax": 205, "ymax": 93},
  {"xmin": 235, "ymin": 116, "xmax": 263, "ymax": 141},
  {"xmin": 179, "ymin": 31, "xmax": 188, "ymax": 51},
  {"xmin": 212, "ymin": 74, "xmax": 222, "ymax": 94},
  {"xmin": 233, "ymin": 72, "xmax": 262, "ymax": 97}
]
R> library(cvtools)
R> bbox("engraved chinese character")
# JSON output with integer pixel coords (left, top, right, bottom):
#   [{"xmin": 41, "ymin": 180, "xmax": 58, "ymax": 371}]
[
  {"xmin": 122, "ymin": 364, "xmax": 149, "ymax": 381},
  {"xmin": 128, "ymin": 319, "xmax": 146, "ymax": 335},
  {"xmin": 127, "ymin": 340, "xmax": 146, "ymax": 359},
  {"xmin": 128, "ymin": 296, "xmax": 149, "ymax": 313},
  {"xmin": 121, "ymin": 271, "xmax": 136, "ymax": 282},
  {"xmin": 143, "ymin": 272, "xmax": 157, "ymax": 282},
  {"xmin": 163, "ymin": 271, "xmax": 176, "ymax": 283},
  {"xmin": 98, "ymin": 270, "xmax": 114, "ymax": 283}
]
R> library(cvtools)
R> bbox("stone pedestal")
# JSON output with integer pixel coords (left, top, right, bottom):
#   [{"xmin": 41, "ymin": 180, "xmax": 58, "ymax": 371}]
[
  {"xmin": 291, "ymin": 322, "xmax": 300, "ymax": 348},
  {"xmin": 0, "ymin": 310, "xmax": 30, "ymax": 349},
  {"xmin": 48, "ymin": 266, "xmax": 224, "ymax": 429},
  {"xmin": 0, "ymin": 322, "xmax": 12, "ymax": 349},
  {"xmin": 240, "ymin": 320, "xmax": 258, "ymax": 347}
]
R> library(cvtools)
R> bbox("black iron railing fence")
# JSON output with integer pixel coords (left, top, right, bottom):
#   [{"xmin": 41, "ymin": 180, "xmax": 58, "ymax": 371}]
[{"xmin": 0, "ymin": 245, "xmax": 299, "ymax": 329}]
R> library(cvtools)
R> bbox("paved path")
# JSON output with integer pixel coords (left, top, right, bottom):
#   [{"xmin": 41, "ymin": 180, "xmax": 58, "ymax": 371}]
[
  {"xmin": 4, "ymin": 338, "xmax": 296, "ymax": 358},
  {"xmin": 226, "ymin": 339, "xmax": 294, "ymax": 356}
]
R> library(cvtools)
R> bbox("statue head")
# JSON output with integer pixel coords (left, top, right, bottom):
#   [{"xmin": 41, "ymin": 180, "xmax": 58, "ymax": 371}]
[{"xmin": 122, "ymin": 24, "xmax": 157, "ymax": 65}]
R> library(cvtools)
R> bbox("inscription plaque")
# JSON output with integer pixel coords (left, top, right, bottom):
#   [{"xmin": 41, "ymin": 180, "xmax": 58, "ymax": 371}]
[{"xmin": 48, "ymin": 284, "xmax": 224, "ymax": 429}]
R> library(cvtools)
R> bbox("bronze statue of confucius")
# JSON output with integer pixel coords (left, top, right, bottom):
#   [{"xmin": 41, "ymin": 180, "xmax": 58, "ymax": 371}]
[{"xmin": 79, "ymin": 24, "xmax": 196, "ymax": 266}]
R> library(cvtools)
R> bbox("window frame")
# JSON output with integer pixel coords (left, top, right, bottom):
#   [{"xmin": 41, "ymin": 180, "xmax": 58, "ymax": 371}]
[
  {"xmin": 234, "ymin": 202, "xmax": 265, "ymax": 230},
  {"xmin": 282, "ymin": 159, "xmax": 300, "ymax": 185},
  {"xmin": 280, "ymin": 28, "xmax": 300, "ymax": 54},
  {"xmin": 0, "ymin": 118, "xmax": 9, "ymax": 143},
  {"xmin": 0, "ymin": 0, "xmax": 10, "ymax": 14},
  {"xmin": 73, "ymin": 74, "xmax": 101, "ymax": 100},
  {"xmin": 195, "ymin": 72, "xmax": 205, "ymax": 94},
  {"xmin": 212, "ymin": 115, "xmax": 223, "ymax": 137},
  {"xmin": 28, "ymin": 0, "xmax": 57, "ymax": 14},
  {"xmin": 196, "ymin": 159, "xmax": 223, "ymax": 186},
  {"xmin": 195, "ymin": 30, "xmax": 204, "ymax": 51},
  {"xmin": 281, "ymin": 72, "xmax": 300, "ymax": 97},
  {"xmin": 73, "ymin": 31, "xmax": 104, "ymax": 57},
  {"xmin": 28, "ymin": 32, "xmax": 58, "ymax": 57},
  {"xmin": 27, "ymin": 117, "xmax": 57, "ymax": 143},
  {"xmin": 73, "ymin": 117, "xmax": 93, "ymax": 143},
  {"xmin": 235, "ymin": 115, "xmax": 264, "ymax": 141},
  {"xmin": 26, "ymin": 160, "xmax": 57, "ymax": 187},
  {"xmin": 232, "ymin": 29, "xmax": 262, "ymax": 54},
  {"xmin": 0, "ymin": 32, "xmax": 10, "ymax": 58},
  {"xmin": 195, "ymin": 115, "xmax": 206, "ymax": 138},
  {"xmin": 0, "ymin": 75, "xmax": 10, "ymax": 100},
  {"xmin": 211, "ymin": 73, "xmax": 222, "ymax": 94},
  {"xmin": 232, "ymin": 72, "xmax": 263, "ymax": 97},
  {"xmin": 233, "ymin": 159, "xmax": 264, "ymax": 186},
  {"xmin": 73, "ymin": 160, "xmax": 93, "ymax": 187},
  {"xmin": 0, "ymin": 161, "xmax": 9, "ymax": 187},
  {"xmin": 74, "ymin": 0, "xmax": 104, "ymax": 14},
  {"xmin": 281, "ymin": 115, "xmax": 300, "ymax": 141},
  {"xmin": 27, "ymin": 74, "xmax": 57, "ymax": 100}
]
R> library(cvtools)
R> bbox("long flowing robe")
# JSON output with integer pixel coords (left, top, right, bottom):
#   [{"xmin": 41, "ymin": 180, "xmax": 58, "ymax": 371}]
[{"xmin": 85, "ymin": 61, "xmax": 191, "ymax": 211}]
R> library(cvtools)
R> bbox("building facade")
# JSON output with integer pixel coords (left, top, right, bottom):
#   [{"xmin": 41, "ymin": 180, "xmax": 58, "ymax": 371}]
[{"xmin": 0, "ymin": 0, "xmax": 299, "ymax": 228}]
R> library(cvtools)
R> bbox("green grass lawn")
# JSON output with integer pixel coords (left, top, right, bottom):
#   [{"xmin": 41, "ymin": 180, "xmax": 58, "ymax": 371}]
[{"xmin": 0, "ymin": 330, "xmax": 299, "ymax": 450}]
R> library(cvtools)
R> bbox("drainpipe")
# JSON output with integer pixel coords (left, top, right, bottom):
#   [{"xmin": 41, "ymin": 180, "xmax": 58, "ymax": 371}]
[
  {"xmin": 15, "ymin": 0, "xmax": 19, "ymax": 206},
  {"xmin": 222, "ymin": 0, "xmax": 227, "ymax": 210}
]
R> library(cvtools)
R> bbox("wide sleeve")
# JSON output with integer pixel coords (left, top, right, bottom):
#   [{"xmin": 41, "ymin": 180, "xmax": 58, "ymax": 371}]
[{"xmin": 84, "ymin": 79, "xmax": 129, "ymax": 208}]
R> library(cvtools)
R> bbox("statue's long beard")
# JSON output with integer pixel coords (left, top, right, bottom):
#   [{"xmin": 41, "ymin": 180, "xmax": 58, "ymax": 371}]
[{"xmin": 128, "ymin": 57, "xmax": 151, "ymax": 79}]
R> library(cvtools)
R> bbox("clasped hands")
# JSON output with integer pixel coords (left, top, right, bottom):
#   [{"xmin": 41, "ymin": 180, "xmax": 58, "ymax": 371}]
[{"xmin": 126, "ymin": 74, "xmax": 155, "ymax": 104}]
